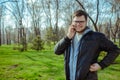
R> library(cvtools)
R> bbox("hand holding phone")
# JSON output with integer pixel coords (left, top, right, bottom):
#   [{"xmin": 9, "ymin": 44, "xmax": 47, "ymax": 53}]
[{"xmin": 67, "ymin": 24, "xmax": 76, "ymax": 39}]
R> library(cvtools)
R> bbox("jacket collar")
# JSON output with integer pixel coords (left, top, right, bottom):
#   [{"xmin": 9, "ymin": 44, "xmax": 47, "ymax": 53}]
[{"xmin": 76, "ymin": 26, "xmax": 92, "ymax": 36}]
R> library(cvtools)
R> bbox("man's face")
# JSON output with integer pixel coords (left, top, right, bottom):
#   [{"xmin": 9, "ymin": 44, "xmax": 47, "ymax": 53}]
[{"xmin": 72, "ymin": 15, "xmax": 87, "ymax": 33}]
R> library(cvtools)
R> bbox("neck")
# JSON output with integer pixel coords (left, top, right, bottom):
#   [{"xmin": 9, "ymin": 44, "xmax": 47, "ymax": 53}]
[{"xmin": 76, "ymin": 31, "xmax": 83, "ymax": 35}]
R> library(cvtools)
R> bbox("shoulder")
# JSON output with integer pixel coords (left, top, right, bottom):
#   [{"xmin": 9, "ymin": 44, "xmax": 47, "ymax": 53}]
[
  {"xmin": 91, "ymin": 31, "xmax": 106, "ymax": 38},
  {"xmin": 92, "ymin": 31, "xmax": 105, "ymax": 36},
  {"xmin": 86, "ymin": 31, "xmax": 107, "ymax": 41}
]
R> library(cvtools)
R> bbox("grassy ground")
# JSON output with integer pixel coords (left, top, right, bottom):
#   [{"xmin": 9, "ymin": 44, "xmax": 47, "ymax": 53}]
[{"xmin": 0, "ymin": 45, "xmax": 120, "ymax": 80}]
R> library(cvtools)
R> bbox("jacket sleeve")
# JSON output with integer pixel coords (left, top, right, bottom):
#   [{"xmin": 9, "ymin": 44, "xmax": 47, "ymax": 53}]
[
  {"xmin": 98, "ymin": 33, "xmax": 120, "ymax": 69},
  {"xmin": 54, "ymin": 36, "xmax": 72, "ymax": 55}
]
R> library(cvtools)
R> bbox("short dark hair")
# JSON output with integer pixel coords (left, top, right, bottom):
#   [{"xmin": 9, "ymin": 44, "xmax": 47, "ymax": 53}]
[{"xmin": 73, "ymin": 10, "xmax": 88, "ymax": 21}]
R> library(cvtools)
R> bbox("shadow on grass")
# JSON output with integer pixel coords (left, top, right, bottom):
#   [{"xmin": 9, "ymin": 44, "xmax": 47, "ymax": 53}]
[
  {"xmin": 24, "ymin": 54, "xmax": 37, "ymax": 61},
  {"xmin": 7, "ymin": 64, "xmax": 19, "ymax": 71}
]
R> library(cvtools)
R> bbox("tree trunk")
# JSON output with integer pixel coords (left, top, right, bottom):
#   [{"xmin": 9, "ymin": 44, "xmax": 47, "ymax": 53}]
[
  {"xmin": 119, "ymin": 38, "xmax": 120, "ymax": 47},
  {"xmin": 0, "ymin": 18, "xmax": 1, "ymax": 46},
  {"xmin": 20, "ymin": 27, "xmax": 27, "ymax": 51},
  {"xmin": 118, "ymin": 30, "xmax": 120, "ymax": 47},
  {"xmin": 2, "ymin": 20, "xmax": 5, "ymax": 44},
  {"xmin": 113, "ymin": 37, "xmax": 116, "ymax": 43},
  {"xmin": 55, "ymin": 0, "xmax": 59, "ymax": 42}
]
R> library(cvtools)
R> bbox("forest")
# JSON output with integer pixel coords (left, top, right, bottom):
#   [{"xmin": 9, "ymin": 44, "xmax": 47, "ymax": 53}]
[{"xmin": 0, "ymin": 0, "xmax": 120, "ymax": 50}]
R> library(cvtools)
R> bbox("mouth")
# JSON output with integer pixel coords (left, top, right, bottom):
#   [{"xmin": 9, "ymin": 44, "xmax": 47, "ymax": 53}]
[
  {"xmin": 75, "ymin": 26, "xmax": 83, "ymax": 29},
  {"xmin": 75, "ymin": 26, "xmax": 83, "ymax": 31}
]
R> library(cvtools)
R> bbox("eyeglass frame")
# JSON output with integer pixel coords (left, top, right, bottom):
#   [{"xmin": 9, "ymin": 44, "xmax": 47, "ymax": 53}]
[{"xmin": 72, "ymin": 20, "xmax": 86, "ymax": 24}]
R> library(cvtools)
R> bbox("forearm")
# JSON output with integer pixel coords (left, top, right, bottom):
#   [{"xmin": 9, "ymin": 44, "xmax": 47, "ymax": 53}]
[
  {"xmin": 98, "ymin": 49, "xmax": 120, "ymax": 69},
  {"xmin": 98, "ymin": 33, "xmax": 120, "ymax": 69},
  {"xmin": 54, "ymin": 36, "xmax": 71, "ymax": 55}
]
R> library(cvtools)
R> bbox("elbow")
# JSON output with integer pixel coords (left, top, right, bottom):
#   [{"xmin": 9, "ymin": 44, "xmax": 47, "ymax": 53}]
[
  {"xmin": 54, "ymin": 50, "xmax": 62, "ymax": 55},
  {"xmin": 54, "ymin": 46, "xmax": 60, "ymax": 55},
  {"xmin": 54, "ymin": 48, "xmax": 63, "ymax": 55},
  {"xmin": 54, "ymin": 49, "xmax": 58, "ymax": 55}
]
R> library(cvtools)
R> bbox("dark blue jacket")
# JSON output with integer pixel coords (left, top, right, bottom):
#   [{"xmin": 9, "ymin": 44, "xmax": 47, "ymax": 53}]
[{"xmin": 54, "ymin": 31, "xmax": 120, "ymax": 80}]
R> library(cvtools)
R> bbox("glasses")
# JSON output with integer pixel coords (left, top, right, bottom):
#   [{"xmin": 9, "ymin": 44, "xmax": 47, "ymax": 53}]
[{"xmin": 73, "ymin": 21, "xmax": 86, "ymax": 24}]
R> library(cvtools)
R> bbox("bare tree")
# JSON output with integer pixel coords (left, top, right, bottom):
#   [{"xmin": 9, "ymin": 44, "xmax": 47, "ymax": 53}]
[
  {"xmin": 41, "ymin": 0, "xmax": 52, "ymax": 28},
  {"xmin": 41, "ymin": 0, "xmax": 56, "ymax": 44},
  {"xmin": 26, "ymin": 0, "xmax": 42, "ymax": 36},
  {"xmin": 26, "ymin": 0, "xmax": 44, "ymax": 50},
  {"xmin": 54, "ymin": 0, "xmax": 59, "ymax": 42},
  {"xmin": 6, "ymin": 0, "xmax": 27, "ymax": 51},
  {"xmin": 0, "ymin": 4, "xmax": 6, "ymax": 45},
  {"xmin": 0, "ymin": 0, "xmax": 17, "ymax": 4},
  {"xmin": 0, "ymin": 1, "xmax": 15, "ymax": 46},
  {"xmin": 5, "ymin": 26, "xmax": 12, "ymax": 45},
  {"xmin": 107, "ymin": 0, "xmax": 120, "ymax": 42},
  {"xmin": 116, "ymin": 17, "xmax": 120, "ymax": 46},
  {"xmin": 0, "ymin": 5, "xmax": 2, "ymax": 46},
  {"xmin": 111, "ymin": 17, "xmax": 120, "ymax": 42}
]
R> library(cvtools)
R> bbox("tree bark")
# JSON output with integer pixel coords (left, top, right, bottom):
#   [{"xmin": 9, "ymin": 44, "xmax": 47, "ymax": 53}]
[{"xmin": 0, "ymin": 17, "xmax": 1, "ymax": 46}]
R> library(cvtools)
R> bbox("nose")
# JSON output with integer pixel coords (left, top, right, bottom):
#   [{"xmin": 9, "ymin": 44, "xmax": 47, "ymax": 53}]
[{"xmin": 76, "ymin": 23, "xmax": 82, "ymax": 26}]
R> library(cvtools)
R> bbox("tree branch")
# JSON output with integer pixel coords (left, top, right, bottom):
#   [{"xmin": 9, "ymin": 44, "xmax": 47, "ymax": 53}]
[
  {"xmin": 0, "ymin": 0, "xmax": 17, "ymax": 4},
  {"xmin": 75, "ymin": 0, "xmax": 86, "ymax": 11},
  {"xmin": 95, "ymin": 0, "xmax": 99, "ymax": 24},
  {"xmin": 75, "ymin": 0, "xmax": 98, "ymax": 31}
]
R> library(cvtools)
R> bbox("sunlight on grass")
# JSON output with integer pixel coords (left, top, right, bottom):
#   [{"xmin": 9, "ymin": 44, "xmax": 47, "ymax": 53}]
[
  {"xmin": 0, "ymin": 45, "xmax": 120, "ymax": 80},
  {"xmin": 0, "ymin": 45, "xmax": 65, "ymax": 80}
]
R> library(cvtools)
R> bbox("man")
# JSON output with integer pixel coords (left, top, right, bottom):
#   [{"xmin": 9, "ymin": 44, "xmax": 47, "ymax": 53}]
[{"xmin": 54, "ymin": 10, "xmax": 120, "ymax": 80}]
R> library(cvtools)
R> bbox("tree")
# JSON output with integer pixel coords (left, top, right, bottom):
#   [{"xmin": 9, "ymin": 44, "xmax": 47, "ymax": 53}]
[
  {"xmin": 44, "ymin": 26, "xmax": 55, "ymax": 48},
  {"xmin": 53, "ymin": 0, "xmax": 59, "ymax": 42},
  {"xmin": 42, "ymin": 0, "xmax": 51, "ymax": 28},
  {"xmin": 26, "ymin": 0, "xmax": 42, "ymax": 36},
  {"xmin": 0, "ymin": 5, "xmax": 3, "ymax": 46},
  {"xmin": 5, "ymin": 26, "xmax": 13, "ymax": 45},
  {"xmin": 58, "ymin": 27, "xmax": 66, "ymax": 40},
  {"xmin": 0, "ymin": 3, "xmax": 6, "ymax": 46},
  {"xmin": 116, "ymin": 17, "xmax": 120, "ymax": 46},
  {"xmin": 107, "ymin": 0, "xmax": 120, "ymax": 42},
  {"xmin": 7, "ymin": 0, "xmax": 27, "ymax": 51},
  {"xmin": 32, "ymin": 35, "xmax": 44, "ymax": 51},
  {"xmin": 26, "ymin": 0, "xmax": 43, "ymax": 51},
  {"xmin": 111, "ymin": 18, "xmax": 120, "ymax": 43}
]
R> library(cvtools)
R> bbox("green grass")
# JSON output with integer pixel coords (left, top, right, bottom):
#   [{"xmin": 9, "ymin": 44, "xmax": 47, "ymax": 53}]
[
  {"xmin": 0, "ymin": 45, "xmax": 65, "ymax": 80},
  {"xmin": 0, "ymin": 45, "xmax": 120, "ymax": 80}
]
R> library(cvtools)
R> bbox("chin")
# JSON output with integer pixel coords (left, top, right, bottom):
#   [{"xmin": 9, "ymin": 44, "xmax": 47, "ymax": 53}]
[{"xmin": 76, "ymin": 29, "xmax": 85, "ymax": 33}]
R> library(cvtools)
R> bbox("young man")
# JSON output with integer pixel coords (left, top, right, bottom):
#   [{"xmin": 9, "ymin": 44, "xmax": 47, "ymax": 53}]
[{"xmin": 54, "ymin": 10, "xmax": 120, "ymax": 80}]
